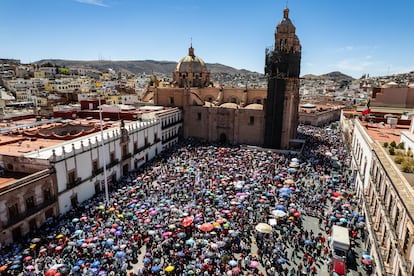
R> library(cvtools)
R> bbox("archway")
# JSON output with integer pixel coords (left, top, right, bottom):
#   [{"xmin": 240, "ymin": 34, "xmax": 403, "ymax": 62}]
[{"xmin": 219, "ymin": 133, "xmax": 227, "ymax": 144}]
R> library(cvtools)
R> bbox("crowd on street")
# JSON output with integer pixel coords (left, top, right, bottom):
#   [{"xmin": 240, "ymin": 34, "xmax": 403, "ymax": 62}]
[{"xmin": 0, "ymin": 123, "xmax": 366, "ymax": 276}]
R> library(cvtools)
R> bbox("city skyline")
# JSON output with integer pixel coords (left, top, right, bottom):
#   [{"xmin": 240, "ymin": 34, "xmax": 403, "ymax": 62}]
[{"xmin": 1, "ymin": 0, "xmax": 413, "ymax": 79}]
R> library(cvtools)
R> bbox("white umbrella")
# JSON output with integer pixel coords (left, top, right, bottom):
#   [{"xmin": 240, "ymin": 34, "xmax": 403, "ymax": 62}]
[
  {"xmin": 255, "ymin": 223, "xmax": 273, "ymax": 234},
  {"xmin": 272, "ymin": 210, "xmax": 287, "ymax": 218}
]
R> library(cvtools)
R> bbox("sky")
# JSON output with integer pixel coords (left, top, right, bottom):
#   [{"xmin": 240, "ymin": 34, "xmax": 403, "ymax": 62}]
[{"xmin": 1, "ymin": 0, "xmax": 413, "ymax": 79}]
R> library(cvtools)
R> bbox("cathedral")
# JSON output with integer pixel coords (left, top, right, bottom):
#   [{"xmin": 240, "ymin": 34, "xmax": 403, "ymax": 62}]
[{"xmin": 144, "ymin": 8, "xmax": 301, "ymax": 149}]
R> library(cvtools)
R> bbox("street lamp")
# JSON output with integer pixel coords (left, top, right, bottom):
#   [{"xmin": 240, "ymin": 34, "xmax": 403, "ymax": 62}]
[{"xmin": 98, "ymin": 95, "xmax": 109, "ymax": 205}]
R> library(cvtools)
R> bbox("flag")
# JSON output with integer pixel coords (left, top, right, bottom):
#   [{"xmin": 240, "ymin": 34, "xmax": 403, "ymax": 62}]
[{"xmin": 362, "ymin": 99, "xmax": 371, "ymax": 115}]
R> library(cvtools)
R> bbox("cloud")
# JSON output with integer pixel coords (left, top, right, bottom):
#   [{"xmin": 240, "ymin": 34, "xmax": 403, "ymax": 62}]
[
  {"xmin": 75, "ymin": 0, "xmax": 109, "ymax": 7},
  {"xmin": 336, "ymin": 59, "xmax": 374, "ymax": 72},
  {"xmin": 336, "ymin": 46, "xmax": 354, "ymax": 52}
]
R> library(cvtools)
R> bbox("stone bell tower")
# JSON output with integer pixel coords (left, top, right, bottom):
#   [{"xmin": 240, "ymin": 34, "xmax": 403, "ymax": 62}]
[{"xmin": 264, "ymin": 8, "xmax": 301, "ymax": 149}]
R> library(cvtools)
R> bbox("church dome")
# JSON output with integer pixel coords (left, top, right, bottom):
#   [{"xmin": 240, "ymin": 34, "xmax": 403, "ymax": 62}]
[
  {"xmin": 173, "ymin": 45, "xmax": 211, "ymax": 88},
  {"xmin": 176, "ymin": 46, "xmax": 208, "ymax": 74}
]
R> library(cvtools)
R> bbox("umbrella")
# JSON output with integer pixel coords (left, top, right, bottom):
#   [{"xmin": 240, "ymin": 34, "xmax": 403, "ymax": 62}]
[
  {"xmin": 228, "ymin": 260, "xmax": 237, "ymax": 267},
  {"xmin": 26, "ymin": 265, "xmax": 35, "ymax": 271},
  {"xmin": 23, "ymin": 256, "xmax": 33, "ymax": 262},
  {"xmin": 151, "ymin": 266, "xmax": 161, "ymax": 273},
  {"xmin": 340, "ymin": 218, "xmax": 348, "ymax": 223},
  {"xmin": 186, "ymin": 239, "xmax": 195, "ymax": 245},
  {"xmin": 272, "ymin": 210, "xmax": 287, "ymax": 218},
  {"xmin": 31, "ymin": 237, "xmax": 41, "ymax": 243},
  {"xmin": 75, "ymin": 260, "xmax": 86, "ymax": 266},
  {"xmin": 115, "ymin": 251, "xmax": 126, "ymax": 258},
  {"xmin": 74, "ymin": 229, "xmax": 83, "ymax": 235},
  {"xmin": 165, "ymin": 265, "xmax": 175, "ymax": 272},
  {"xmin": 72, "ymin": 218, "xmax": 80, "ymax": 223},
  {"xmin": 362, "ymin": 258, "xmax": 372, "ymax": 265},
  {"xmin": 72, "ymin": 266, "xmax": 81, "ymax": 272},
  {"xmin": 92, "ymin": 260, "xmax": 101, "ymax": 268},
  {"xmin": 199, "ymin": 223, "xmax": 214, "ymax": 232},
  {"xmin": 55, "ymin": 234, "xmax": 64, "ymax": 239},
  {"xmin": 178, "ymin": 232, "xmax": 186, "ymax": 239},
  {"xmin": 274, "ymin": 205, "xmax": 286, "ymax": 211},
  {"xmin": 268, "ymin": 218, "xmax": 277, "ymax": 226},
  {"xmin": 250, "ymin": 261, "xmax": 259, "ymax": 268},
  {"xmin": 277, "ymin": 258, "xmax": 286, "ymax": 264},
  {"xmin": 255, "ymin": 223, "xmax": 272, "ymax": 234},
  {"xmin": 182, "ymin": 216, "xmax": 194, "ymax": 227}
]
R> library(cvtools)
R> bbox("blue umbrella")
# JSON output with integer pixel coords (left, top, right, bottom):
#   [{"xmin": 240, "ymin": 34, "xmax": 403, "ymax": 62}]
[
  {"xmin": 288, "ymin": 168, "xmax": 297, "ymax": 173},
  {"xmin": 275, "ymin": 205, "xmax": 286, "ymax": 211},
  {"xmin": 106, "ymin": 238, "xmax": 114, "ymax": 246},
  {"xmin": 340, "ymin": 218, "xmax": 348, "ymax": 223},
  {"xmin": 151, "ymin": 266, "xmax": 161, "ymax": 273},
  {"xmin": 74, "ymin": 229, "xmax": 83, "ymax": 236},
  {"xmin": 279, "ymin": 193, "xmax": 290, "ymax": 198},
  {"xmin": 143, "ymin": 257, "xmax": 151, "ymax": 265},
  {"xmin": 115, "ymin": 251, "xmax": 126, "ymax": 259},
  {"xmin": 76, "ymin": 260, "xmax": 86, "ymax": 266},
  {"xmin": 177, "ymin": 251, "xmax": 185, "ymax": 257},
  {"xmin": 10, "ymin": 264, "xmax": 21, "ymax": 270},
  {"xmin": 178, "ymin": 232, "xmax": 186, "ymax": 239},
  {"xmin": 92, "ymin": 260, "xmax": 101, "ymax": 268},
  {"xmin": 279, "ymin": 188, "xmax": 291, "ymax": 194},
  {"xmin": 330, "ymin": 216, "xmax": 337, "ymax": 221},
  {"xmin": 358, "ymin": 217, "xmax": 365, "ymax": 222},
  {"xmin": 304, "ymin": 240, "xmax": 314, "ymax": 246},
  {"xmin": 72, "ymin": 266, "xmax": 81, "ymax": 272},
  {"xmin": 277, "ymin": 258, "xmax": 286, "ymax": 264},
  {"xmin": 185, "ymin": 239, "xmax": 195, "ymax": 245}
]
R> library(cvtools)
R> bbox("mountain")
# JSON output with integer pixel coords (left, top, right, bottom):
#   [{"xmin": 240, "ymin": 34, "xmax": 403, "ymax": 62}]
[
  {"xmin": 302, "ymin": 71, "xmax": 354, "ymax": 82},
  {"xmin": 33, "ymin": 59, "xmax": 260, "ymax": 76}
]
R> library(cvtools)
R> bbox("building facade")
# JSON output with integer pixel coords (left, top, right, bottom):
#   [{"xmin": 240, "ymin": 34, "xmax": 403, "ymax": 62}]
[
  {"xmin": 346, "ymin": 116, "xmax": 414, "ymax": 276},
  {"xmin": 148, "ymin": 8, "xmax": 301, "ymax": 149},
  {"xmin": 0, "ymin": 159, "xmax": 58, "ymax": 246}
]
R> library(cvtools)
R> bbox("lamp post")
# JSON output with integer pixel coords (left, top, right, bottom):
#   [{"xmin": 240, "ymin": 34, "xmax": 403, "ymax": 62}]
[{"xmin": 98, "ymin": 95, "xmax": 109, "ymax": 205}]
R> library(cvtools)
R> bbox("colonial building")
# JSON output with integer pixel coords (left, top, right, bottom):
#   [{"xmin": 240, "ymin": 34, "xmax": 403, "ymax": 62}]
[
  {"xmin": 147, "ymin": 8, "xmax": 301, "ymax": 149},
  {"xmin": 0, "ymin": 158, "xmax": 58, "ymax": 246},
  {"xmin": 343, "ymin": 113, "xmax": 414, "ymax": 276},
  {"xmin": 0, "ymin": 107, "xmax": 182, "ymax": 245}
]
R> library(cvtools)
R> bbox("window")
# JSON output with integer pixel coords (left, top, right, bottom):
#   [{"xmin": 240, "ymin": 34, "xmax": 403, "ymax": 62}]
[
  {"xmin": 26, "ymin": 196, "xmax": 35, "ymax": 209},
  {"xmin": 44, "ymin": 188, "xmax": 52, "ymax": 201},
  {"xmin": 92, "ymin": 160, "xmax": 98, "ymax": 172},
  {"xmin": 144, "ymin": 137, "xmax": 149, "ymax": 147},
  {"xmin": 68, "ymin": 171, "xmax": 76, "ymax": 185},
  {"xmin": 110, "ymin": 152, "xmax": 115, "ymax": 163},
  {"xmin": 249, "ymin": 116, "xmax": 254, "ymax": 125},
  {"xmin": 9, "ymin": 203, "xmax": 19, "ymax": 218},
  {"xmin": 169, "ymin": 97, "xmax": 174, "ymax": 105},
  {"xmin": 122, "ymin": 145, "xmax": 128, "ymax": 157},
  {"xmin": 197, "ymin": 113, "xmax": 202, "ymax": 120},
  {"xmin": 134, "ymin": 142, "xmax": 138, "ymax": 153},
  {"xmin": 256, "ymin": 99, "xmax": 262, "ymax": 104}
]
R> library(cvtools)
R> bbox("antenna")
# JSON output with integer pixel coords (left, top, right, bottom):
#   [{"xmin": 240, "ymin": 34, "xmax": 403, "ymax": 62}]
[
  {"xmin": 190, "ymin": 37, "xmax": 192, "ymax": 47},
  {"xmin": 286, "ymin": 0, "xmax": 289, "ymax": 8}
]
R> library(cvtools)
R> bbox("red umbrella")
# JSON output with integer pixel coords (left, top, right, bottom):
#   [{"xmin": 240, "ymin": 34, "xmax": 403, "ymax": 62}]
[
  {"xmin": 45, "ymin": 269, "xmax": 60, "ymax": 276},
  {"xmin": 199, "ymin": 223, "xmax": 214, "ymax": 232},
  {"xmin": 362, "ymin": 258, "xmax": 372, "ymax": 265},
  {"xmin": 332, "ymin": 192, "xmax": 341, "ymax": 197},
  {"xmin": 23, "ymin": 256, "xmax": 33, "ymax": 262},
  {"xmin": 182, "ymin": 216, "xmax": 194, "ymax": 227}
]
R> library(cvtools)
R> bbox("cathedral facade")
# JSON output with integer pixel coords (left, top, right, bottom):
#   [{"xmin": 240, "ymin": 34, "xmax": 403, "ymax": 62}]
[{"xmin": 148, "ymin": 8, "xmax": 301, "ymax": 149}]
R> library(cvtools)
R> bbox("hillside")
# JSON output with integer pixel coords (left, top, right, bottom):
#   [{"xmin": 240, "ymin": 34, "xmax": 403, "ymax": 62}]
[
  {"xmin": 33, "ymin": 59, "xmax": 260, "ymax": 76},
  {"xmin": 302, "ymin": 71, "xmax": 354, "ymax": 81}
]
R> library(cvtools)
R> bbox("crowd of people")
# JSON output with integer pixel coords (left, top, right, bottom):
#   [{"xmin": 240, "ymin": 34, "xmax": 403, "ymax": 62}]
[{"xmin": 0, "ymin": 123, "xmax": 365, "ymax": 276}]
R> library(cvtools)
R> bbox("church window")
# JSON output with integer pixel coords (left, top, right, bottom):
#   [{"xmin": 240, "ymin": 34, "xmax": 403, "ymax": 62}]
[
  {"xmin": 169, "ymin": 97, "xmax": 174, "ymax": 105},
  {"xmin": 256, "ymin": 99, "xmax": 262, "ymax": 104},
  {"xmin": 197, "ymin": 113, "xmax": 202, "ymax": 120},
  {"xmin": 249, "ymin": 116, "xmax": 255, "ymax": 125}
]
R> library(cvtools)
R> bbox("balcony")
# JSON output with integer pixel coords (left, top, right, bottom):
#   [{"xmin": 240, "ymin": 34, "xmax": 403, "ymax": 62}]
[
  {"xmin": 122, "ymin": 153, "xmax": 132, "ymax": 161},
  {"xmin": 106, "ymin": 159, "xmax": 119, "ymax": 169},
  {"xmin": 92, "ymin": 167, "xmax": 104, "ymax": 176},
  {"xmin": 67, "ymin": 177, "xmax": 82, "ymax": 189},
  {"xmin": 3, "ymin": 197, "xmax": 57, "ymax": 228},
  {"xmin": 161, "ymin": 119, "xmax": 182, "ymax": 130}
]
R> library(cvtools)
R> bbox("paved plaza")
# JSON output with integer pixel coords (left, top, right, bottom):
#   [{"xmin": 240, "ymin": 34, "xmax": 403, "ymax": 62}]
[{"xmin": 0, "ymin": 124, "xmax": 371, "ymax": 276}]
